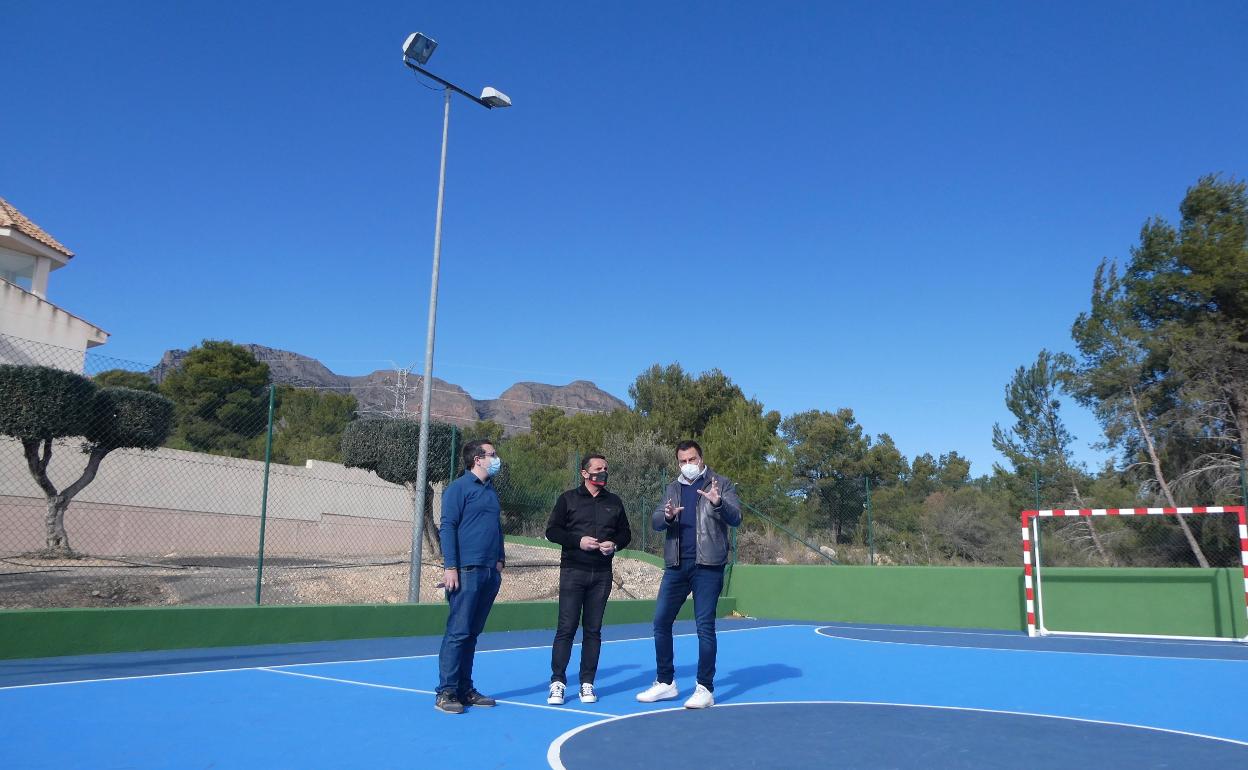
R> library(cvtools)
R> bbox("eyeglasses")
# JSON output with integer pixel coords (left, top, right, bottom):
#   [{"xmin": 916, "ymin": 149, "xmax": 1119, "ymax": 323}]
[{"xmin": 478, "ymin": 451, "xmax": 498, "ymax": 458}]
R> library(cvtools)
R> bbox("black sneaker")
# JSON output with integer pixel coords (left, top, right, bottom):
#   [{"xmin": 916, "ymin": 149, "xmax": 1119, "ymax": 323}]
[
  {"xmin": 434, "ymin": 691, "xmax": 464, "ymax": 714},
  {"xmin": 461, "ymin": 689, "xmax": 497, "ymax": 707}
]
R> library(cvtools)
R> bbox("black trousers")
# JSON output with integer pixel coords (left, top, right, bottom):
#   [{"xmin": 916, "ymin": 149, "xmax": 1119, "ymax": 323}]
[{"xmin": 550, "ymin": 565, "xmax": 613, "ymax": 685}]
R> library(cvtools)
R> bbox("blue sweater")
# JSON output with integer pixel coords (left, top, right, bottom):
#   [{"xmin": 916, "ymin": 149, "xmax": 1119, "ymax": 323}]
[
  {"xmin": 440, "ymin": 471, "xmax": 504, "ymax": 569},
  {"xmin": 679, "ymin": 479, "xmax": 699, "ymax": 561}
]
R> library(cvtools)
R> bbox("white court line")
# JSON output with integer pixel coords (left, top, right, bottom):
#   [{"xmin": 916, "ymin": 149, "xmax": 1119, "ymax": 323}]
[
  {"xmin": 258, "ymin": 667, "xmax": 617, "ymax": 718},
  {"xmin": 545, "ymin": 700, "xmax": 1248, "ymax": 769},
  {"xmin": 267, "ymin": 621, "xmax": 803, "ymax": 668},
  {"xmin": 0, "ymin": 623, "xmax": 803, "ymax": 691},
  {"xmin": 813, "ymin": 627, "xmax": 1248, "ymax": 663},
  {"xmin": 818, "ymin": 626, "xmax": 1020, "ymax": 637},
  {"xmin": 820, "ymin": 624, "xmax": 1246, "ymax": 648},
  {"xmin": 0, "ymin": 666, "xmax": 263, "ymax": 692}
]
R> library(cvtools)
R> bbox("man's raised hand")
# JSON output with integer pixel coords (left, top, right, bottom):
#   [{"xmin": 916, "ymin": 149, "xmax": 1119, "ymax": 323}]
[{"xmin": 697, "ymin": 478, "xmax": 721, "ymax": 506}]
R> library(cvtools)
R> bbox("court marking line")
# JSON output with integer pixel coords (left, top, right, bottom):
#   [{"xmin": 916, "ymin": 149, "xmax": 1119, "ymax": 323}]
[
  {"xmin": 0, "ymin": 623, "xmax": 805, "ymax": 691},
  {"xmin": 546, "ymin": 700, "xmax": 1248, "ymax": 770},
  {"xmin": 813, "ymin": 627, "xmax": 1248, "ymax": 662},
  {"xmin": 0, "ymin": 666, "xmax": 253, "ymax": 692},
  {"xmin": 262, "ymin": 623, "xmax": 806, "ymax": 670},
  {"xmin": 818, "ymin": 624, "xmax": 1248, "ymax": 648},
  {"xmin": 258, "ymin": 667, "xmax": 617, "ymax": 717}
]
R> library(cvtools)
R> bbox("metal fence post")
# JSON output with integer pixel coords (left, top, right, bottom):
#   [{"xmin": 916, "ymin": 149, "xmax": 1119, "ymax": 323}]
[
  {"xmin": 865, "ymin": 476, "xmax": 874, "ymax": 565},
  {"xmin": 449, "ymin": 425, "xmax": 459, "ymax": 482},
  {"xmin": 1240, "ymin": 454, "xmax": 1247, "ymax": 512},
  {"xmin": 639, "ymin": 486, "xmax": 647, "ymax": 553},
  {"xmin": 255, "ymin": 384, "xmax": 276, "ymax": 605}
]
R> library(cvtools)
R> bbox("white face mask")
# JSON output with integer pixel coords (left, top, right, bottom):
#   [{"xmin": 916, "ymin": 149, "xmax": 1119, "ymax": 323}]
[{"xmin": 680, "ymin": 462, "xmax": 701, "ymax": 481}]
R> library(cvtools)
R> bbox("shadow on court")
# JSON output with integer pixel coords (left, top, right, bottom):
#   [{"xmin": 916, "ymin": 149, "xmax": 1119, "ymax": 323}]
[{"xmin": 491, "ymin": 663, "xmax": 643, "ymax": 699}]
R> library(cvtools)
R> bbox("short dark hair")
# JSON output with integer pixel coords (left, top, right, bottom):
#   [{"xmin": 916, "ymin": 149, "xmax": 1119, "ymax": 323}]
[
  {"xmin": 675, "ymin": 440, "xmax": 702, "ymax": 459},
  {"xmin": 462, "ymin": 439, "xmax": 493, "ymax": 471},
  {"xmin": 581, "ymin": 453, "xmax": 606, "ymax": 471}
]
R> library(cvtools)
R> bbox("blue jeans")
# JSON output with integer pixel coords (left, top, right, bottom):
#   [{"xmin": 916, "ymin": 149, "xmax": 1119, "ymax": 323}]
[
  {"xmin": 437, "ymin": 565, "xmax": 501, "ymax": 696},
  {"xmin": 652, "ymin": 560, "xmax": 724, "ymax": 691}
]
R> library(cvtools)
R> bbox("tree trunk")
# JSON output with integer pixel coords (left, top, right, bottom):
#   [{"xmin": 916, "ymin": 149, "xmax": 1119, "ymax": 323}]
[
  {"xmin": 1085, "ymin": 518, "xmax": 1109, "ymax": 565},
  {"xmin": 1130, "ymin": 387, "xmax": 1209, "ymax": 568},
  {"xmin": 1229, "ymin": 390, "xmax": 1248, "ymax": 462},
  {"xmin": 22, "ymin": 441, "xmax": 109, "ymax": 560},
  {"xmin": 427, "ymin": 481, "xmax": 445, "ymax": 558},
  {"xmin": 1070, "ymin": 482, "xmax": 1111, "ymax": 565},
  {"xmin": 23, "ymin": 439, "xmax": 70, "ymax": 557},
  {"xmin": 44, "ymin": 496, "xmax": 72, "ymax": 557},
  {"xmin": 406, "ymin": 482, "xmax": 442, "ymax": 560}
]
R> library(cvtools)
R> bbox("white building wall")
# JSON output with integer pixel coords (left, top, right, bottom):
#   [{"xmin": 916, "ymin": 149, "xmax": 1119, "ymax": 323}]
[
  {"xmin": 0, "ymin": 283, "xmax": 108, "ymax": 372},
  {"xmin": 0, "ymin": 437, "xmax": 414, "ymax": 523}
]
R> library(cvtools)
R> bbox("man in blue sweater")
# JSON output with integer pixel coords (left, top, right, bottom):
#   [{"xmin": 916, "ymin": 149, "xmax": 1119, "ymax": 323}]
[
  {"xmin": 636, "ymin": 440, "xmax": 741, "ymax": 709},
  {"xmin": 435, "ymin": 439, "xmax": 506, "ymax": 714}
]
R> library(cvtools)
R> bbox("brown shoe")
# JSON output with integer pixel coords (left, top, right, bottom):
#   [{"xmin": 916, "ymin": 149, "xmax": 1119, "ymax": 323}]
[
  {"xmin": 435, "ymin": 691, "xmax": 464, "ymax": 714},
  {"xmin": 461, "ymin": 689, "xmax": 497, "ymax": 707}
]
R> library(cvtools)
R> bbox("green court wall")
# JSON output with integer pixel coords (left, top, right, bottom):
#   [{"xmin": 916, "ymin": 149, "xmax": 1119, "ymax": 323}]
[
  {"xmin": 6, "ymin": 563, "xmax": 1246, "ymax": 660},
  {"xmin": 726, "ymin": 564, "xmax": 1248, "ymax": 638},
  {"xmin": 0, "ymin": 597, "xmax": 735, "ymax": 660},
  {"xmin": 728, "ymin": 565, "xmax": 1026, "ymax": 629},
  {"xmin": 0, "ymin": 542, "xmax": 682, "ymax": 660}
]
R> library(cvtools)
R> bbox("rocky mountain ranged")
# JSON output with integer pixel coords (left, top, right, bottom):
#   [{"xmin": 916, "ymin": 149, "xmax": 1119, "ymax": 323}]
[{"xmin": 150, "ymin": 344, "xmax": 627, "ymax": 432}]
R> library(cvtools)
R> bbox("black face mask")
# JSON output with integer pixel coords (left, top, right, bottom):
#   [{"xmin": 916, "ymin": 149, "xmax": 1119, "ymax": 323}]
[{"xmin": 587, "ymin": 471, "xmax": 608, "ymax": 486}]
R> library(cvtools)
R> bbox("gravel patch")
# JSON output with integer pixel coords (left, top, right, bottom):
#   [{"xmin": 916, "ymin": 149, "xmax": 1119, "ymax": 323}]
[{"xmin": 0, "ymin": 544, "xmax": 665, "ymax": 608}]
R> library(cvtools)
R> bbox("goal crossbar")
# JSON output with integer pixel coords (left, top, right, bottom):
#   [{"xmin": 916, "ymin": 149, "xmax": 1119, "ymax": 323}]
[{"xmin": 1021, "ymin": 506, "xmax": 1248, "ymax": 642}]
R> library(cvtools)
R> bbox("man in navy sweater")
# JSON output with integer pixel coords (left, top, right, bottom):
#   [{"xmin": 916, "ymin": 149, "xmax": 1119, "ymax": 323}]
[
  {"xmin": 435, "ymin": 439, "xmax": 506, "ymax": 714},
  {"xmin": 636, "ymin": 440, "xmax": 741, "ymax": 709}
]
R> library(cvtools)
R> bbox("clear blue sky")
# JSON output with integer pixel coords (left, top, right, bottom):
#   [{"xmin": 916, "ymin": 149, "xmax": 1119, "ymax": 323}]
[{"xmin": 4, "ymin": 1, "xmax": 1246, "ymax": 476}]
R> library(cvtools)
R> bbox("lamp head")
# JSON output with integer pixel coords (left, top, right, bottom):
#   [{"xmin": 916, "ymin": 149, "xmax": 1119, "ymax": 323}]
[
  {"xmin": 480, "ymin": 87, "xmax": 512, "ymax": 109},
  {"xmin": 402, "ymin": 33, "xmax": 438, "ymax": 65}
]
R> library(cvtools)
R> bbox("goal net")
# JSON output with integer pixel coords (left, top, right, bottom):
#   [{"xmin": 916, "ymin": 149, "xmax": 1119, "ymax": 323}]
[{"xmin": 1022, "ymin": 506, "xmax": 1248, "ymax": 642}]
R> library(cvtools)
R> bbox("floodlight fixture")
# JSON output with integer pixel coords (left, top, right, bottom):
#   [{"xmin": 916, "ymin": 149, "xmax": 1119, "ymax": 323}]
[
  {"xmin": 402, "ymin": 33, "xmax": 438, "ymax": 65},
  {"xmin": 480, "ymin": 87, "xmax": 512, "ymax": 109}
]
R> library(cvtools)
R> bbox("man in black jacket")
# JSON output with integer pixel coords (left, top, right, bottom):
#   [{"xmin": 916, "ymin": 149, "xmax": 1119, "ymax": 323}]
[{"xmin": 544, "ymin": 453, "xmax": 632, "ymax": 704}]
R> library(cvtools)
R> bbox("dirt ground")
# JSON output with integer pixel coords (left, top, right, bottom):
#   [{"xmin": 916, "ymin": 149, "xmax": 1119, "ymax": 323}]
[{"xmin": 0, "ymin": 543, "xmax": 666, "ymax": 608}]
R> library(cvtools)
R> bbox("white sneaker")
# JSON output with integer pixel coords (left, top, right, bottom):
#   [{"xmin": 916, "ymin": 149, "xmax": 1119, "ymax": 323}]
[
  {"xmin": 579, "ymin": 683, "xmax": 597, "ymax": 703},
  {"xmin": 547, "ymin": 681, "xmax": 566, "ymax": 705},
  {"xmin": 684, "ymin": 684, "xmax": 714, "ymax": 709},
  {"xmin": 635, "ymin": 680, "xmax": 679, "ymax": 703}
]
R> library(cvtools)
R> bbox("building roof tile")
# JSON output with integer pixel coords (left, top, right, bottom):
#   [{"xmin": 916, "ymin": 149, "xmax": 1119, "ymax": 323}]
[{"xmin": 0, "ymin": 197, "xmax": 74, "ymax": 258}]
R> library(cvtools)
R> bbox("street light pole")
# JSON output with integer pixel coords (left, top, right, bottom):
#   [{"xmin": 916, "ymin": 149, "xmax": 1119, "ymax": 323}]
[
  {"xmin": 402, "ymin": 33, "xmax": 510, "ymax": 603},
  {"xmin": 407, "ymin": 85, "xmax": 452, "ymax": 604}
]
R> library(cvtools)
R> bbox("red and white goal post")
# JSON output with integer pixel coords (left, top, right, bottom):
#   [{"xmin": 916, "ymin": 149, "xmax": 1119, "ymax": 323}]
[{"xmin": 1021, "ymin": 506, "xmax": 1248, "ymax": 642}]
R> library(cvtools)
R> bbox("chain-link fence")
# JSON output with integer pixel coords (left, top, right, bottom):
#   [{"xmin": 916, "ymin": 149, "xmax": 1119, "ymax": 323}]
[
  {"xmin": 5, "ymin": 332, "xmax": 1247, "ymax": 610},
  {"xmin": 0, "ymin": 334, "xmax": 666, "ymax": 608},
  {"xmin": 1027, "ymin": 509, "xmax": 1246, "ymax": 569},
  {"xmin": 728, "ymin": 468, "xmax": 1248, "ymax": 569},
  {"xmin": 1017, "ymin": 466, "xmax": 1248, "ymax": 569}
]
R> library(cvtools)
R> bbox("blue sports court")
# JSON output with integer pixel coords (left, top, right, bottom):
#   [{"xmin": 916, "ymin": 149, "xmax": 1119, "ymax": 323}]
[{"xmin": 4, "ymin": 618, "xmax": 1246, "ymax": 768}]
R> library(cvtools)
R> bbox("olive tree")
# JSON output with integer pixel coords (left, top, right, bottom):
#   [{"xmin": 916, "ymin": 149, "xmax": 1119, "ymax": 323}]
[
  {"xmin": 341, "ymin": 419, "xmax": 459, "ymax": 558},
  {"xmin": 0, "ymin": 364, "xmax": 174, "ymax": 557}
]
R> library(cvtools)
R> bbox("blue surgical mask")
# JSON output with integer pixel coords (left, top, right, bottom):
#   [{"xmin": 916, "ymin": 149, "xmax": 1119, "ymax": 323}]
[{"xmin": 487, "ymin": 456, "xmax": 502, "ymax": 476}]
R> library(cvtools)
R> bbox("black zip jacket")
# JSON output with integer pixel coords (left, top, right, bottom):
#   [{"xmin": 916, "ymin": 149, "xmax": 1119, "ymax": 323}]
[{"xmin": 545, "ymin": 484, "xmax": 632, "ymax": 569}]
